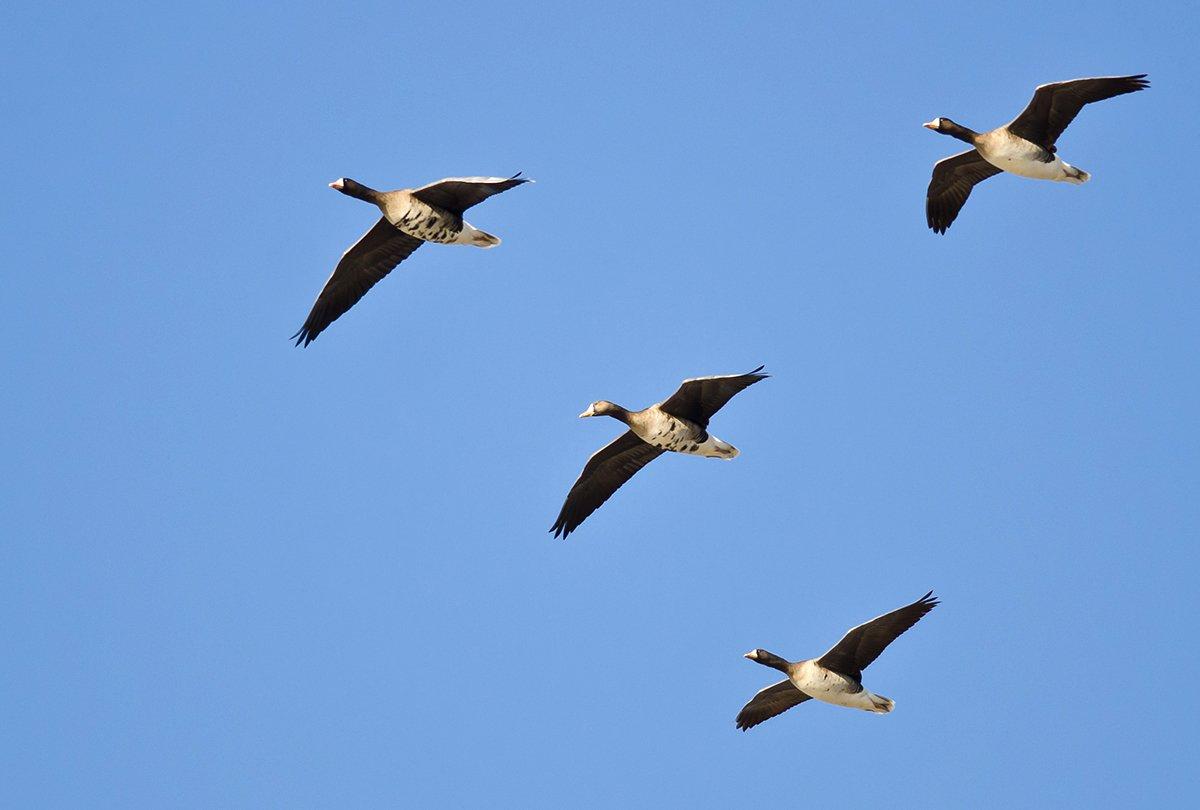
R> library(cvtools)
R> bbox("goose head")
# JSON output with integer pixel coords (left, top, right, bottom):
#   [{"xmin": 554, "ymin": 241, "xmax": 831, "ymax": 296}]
[
  {"xmin": 744, "ymin": 649, "xmax": 792, "ymax": 674},
  {"xmin": 328, "ymin": 177, "xmax": 380, "ymax": 204},
  {"xmin": 579, "ymin": 400, "xmax": 622, "ymax": 418},
  {"xmin": 923, "ymin": 117, "xmax": 978, "ymax": 144}
]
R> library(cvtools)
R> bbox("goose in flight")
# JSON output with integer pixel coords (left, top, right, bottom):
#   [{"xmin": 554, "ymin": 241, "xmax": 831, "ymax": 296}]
[
  {"xmin": 292, "ymin": 174, "xmax": 530, "ymax": 346},
  {"xmin": 924, "ymin": 75, "xmax": 1148, "ymax": 233},
  {"xmin": 736, "ymin": 591, "xmax": 938, "ymax": 730},
  {"xmin": 550, "ymin": 367, "xmax": 768, "ymax": 539}
]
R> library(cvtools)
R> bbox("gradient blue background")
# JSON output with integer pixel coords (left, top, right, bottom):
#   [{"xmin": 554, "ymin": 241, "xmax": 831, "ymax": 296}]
[{"xmin": 3, "ymin": 1, "xmax": 1197, "ymax": 806}]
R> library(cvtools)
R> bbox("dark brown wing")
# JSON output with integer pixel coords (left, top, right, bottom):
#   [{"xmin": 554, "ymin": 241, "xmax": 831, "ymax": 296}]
[
  {"xmin": 735, "ymin": 679, "xmax": 812, "ymax": 731},
  {"xmin": 550, "ymin": 431, "xmax": 664, "ymax": 539},
  {"xmin": 657, "ymin": 366, "xmax": 768, "ymax": 429},
  {"xmin": 926, "ymin": 150, "xmax": 1003, "ymax": 234},
  {"xmin": 410, "ymin": 173, "xmax": 530, "ymax": 216},
  {"xmin": 292, "ymin": 218, "xmax": 423, "ymax": 347},
  {"xmin": 816, "ymin": 591, "xmax": 939, "ymax": 683},
  {"xmin": 1005, "ymin": 74, "xmax": 1149, "ymax": 149}
]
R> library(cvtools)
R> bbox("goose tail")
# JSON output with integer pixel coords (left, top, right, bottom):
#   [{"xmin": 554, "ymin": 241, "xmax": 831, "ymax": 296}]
[
  {"xmin": 1062, "ymin": 163, "xmax": 1090, "ymax": 184},
  {"xmin": 867, "ymin": 692, "xmax": 895, "ymax": 713},
  {"xmin": 468, "ymin": 228, "xmax": 501, "ymax": 248},
  {"xmin": 702, "ymin": 436, "xmax": 739, "ymax": 459}
]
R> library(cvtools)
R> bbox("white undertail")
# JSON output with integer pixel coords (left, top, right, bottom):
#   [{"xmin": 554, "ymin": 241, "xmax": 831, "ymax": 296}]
[
  {"xmin": 456, "ymin": 222, "xmax": 501, "ymax": 248},
  {"xmin": 867, "ymin": 692, "xmax": 895, "ymax": 713},
  {"xmin": 1061, "ymin": 163, "xmax": 1090, "ymax": 184},
  {"xmin": 700, "ymin": 435, "xmax": 739, "ymax": 459}
]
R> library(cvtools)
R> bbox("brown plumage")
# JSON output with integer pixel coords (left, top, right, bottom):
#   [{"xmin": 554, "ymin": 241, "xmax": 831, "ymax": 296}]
[
  {"xmin": 734, "ymin": 679, "xmax": 812, "ymax": 731},
  {"xmin": 814, "ymin": 590, "xmax": 940, "ymax": 683},
  {"xmin": 925, "ymin": 75, "xmax": 1148, "ymax": 233},
  {"xmin": 292, "ymin": 174, "xmax": 530, "ymax": 346},
  {"xmin": 926, "ymin": 151, "xmax": 1003, "ymax": 235},
  {"xmin": 1006, "ymin": 75, "xmax": 1151, "ymax": 152},
  {"xmin": 550, "ymin": 367, "xmax": 768, "ymax": 539},
  {"xmin": 735, "ymin": 591, "xmax": 939, "ymax": 730}
]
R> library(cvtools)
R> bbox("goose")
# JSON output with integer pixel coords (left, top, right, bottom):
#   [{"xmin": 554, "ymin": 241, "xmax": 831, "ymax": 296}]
[
  {"xmin": 924, "ymin": 75, "xmax": 1148, "ymax": 233},
  {"xmin": 550, "ymin": 367, "xmax": 768, "ymax": 539},
  {"xmin": 291, "ymin": 173, "xmax": 530, "ymax": 346},
  {"xmin": 736, "ymin": 591, "xmax": 938, "ymax": 730}
]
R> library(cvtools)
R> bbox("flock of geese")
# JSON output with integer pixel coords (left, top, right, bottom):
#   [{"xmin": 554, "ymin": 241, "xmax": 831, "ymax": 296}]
[{"xmin": 291, "ymin": 76, "xmax": 1148, "ymax": 729}]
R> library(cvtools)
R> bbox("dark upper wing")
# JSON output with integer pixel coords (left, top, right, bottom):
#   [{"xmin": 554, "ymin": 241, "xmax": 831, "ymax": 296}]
[
  {"xmin": 1006, "ymin": 74, "xmax": 1149, "ymax": 148},
  {"xmin": 926, "ymin": 150, "xmax": 1003, "ymax": 234},
  {"xmin": 410, "ymin": 173, "xmax": 531, "ymax": 216},
  {"xmin": 550, "ymin": 431, "xmax": 665, "ymax": 539},
  {"xmin": 291, "ymin": 218, "xmax": 423, "ymax": 347},
  {"xmin": 816, "ymin": 591, "xmax": 939, "ymax": 683},
  {"xmin": 735, "ymin": 679, "xmax": 812, "ymax": 731},
  {"xmin": 657, "ymin": 366, "xmax": 768, "ymax": 429}
]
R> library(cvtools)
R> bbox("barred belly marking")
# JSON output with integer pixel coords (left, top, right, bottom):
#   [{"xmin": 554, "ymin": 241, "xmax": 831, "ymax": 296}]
[
  {"xmin": 635, "ymin": 412, "xmax": 708, "ymax": 454},
  {"xmin": 391, "ymin": 200, "xmax": 463, "ymax": 244}
]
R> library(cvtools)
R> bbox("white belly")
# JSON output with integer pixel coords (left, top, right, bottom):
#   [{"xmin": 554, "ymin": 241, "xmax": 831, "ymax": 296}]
[
  {"xmin": 792, "ymin": 661, "xmax": 882, "ymax": 711},
  {"xmin": 978, "ymin": 137, "xmax": 1067, "ymax": 181},
  {"xmin": 986, "ymin": 151, "xmax": 1066, "ymax": 180},
  {"xmin": 633, "ymin": 411, "xmax": 738, "ymax": 458}
]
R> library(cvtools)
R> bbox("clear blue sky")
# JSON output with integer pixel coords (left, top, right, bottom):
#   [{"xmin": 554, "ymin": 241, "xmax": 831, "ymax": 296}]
[{"xmin": 2, "ymin": 1, "xmax": 1197, "ymax": 806}]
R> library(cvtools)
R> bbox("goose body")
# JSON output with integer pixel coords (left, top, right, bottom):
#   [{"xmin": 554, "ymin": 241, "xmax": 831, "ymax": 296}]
[
  {"xmin": 786, "ymin": 659, "xmax": 894, "ymax": 712},
  {"xmin": 973, "ymin": 130, "xmax": 1088, "ymax": 183},
  {"xmin": 924, "ymin": 74, "xmax": 1148, "ymax": 233},
  {"xmin": 378, "ymin": 190, "xmax": 500, "ymax": 247},
  {"xmin": 551, "ymin": 367, "xmax": 768, "ymax": 539},
  {"xmin": 735, "ymin": 592, "xmax": 938, "ymax": 730},
  {"xmin": 619, "ymin": 407, "xmax": 738, "ymax": 458},
  {"xmin": 291, "ymin": 173, "xmax": 530, "ymax": 346}
]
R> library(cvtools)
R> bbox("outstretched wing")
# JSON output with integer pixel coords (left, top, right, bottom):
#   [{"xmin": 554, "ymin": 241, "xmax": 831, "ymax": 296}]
[
  {"xmin": 735, "ymin": 679, "xmax": 811, "ymax": 731},
  {"xmin": 816, "ymin": 591, "xmax": 939, "ymax": 683},
  {"xmin": 1006, "ymin": 74, "xmax": 1149, "ymax": 149},
  {"xmin": 550, "ymin": 431, "xmax": 665, "ymax": 539},
  {"xmin": 925, "ymin": 150, "xmax": 1002, "ymax": 234},
  {"xmin": 410, "ymin": 173, "xmax": 531, "ymax": 216},
  {"xmin": 292, "ymin": 218, "xmax": 424, "ymax": 347},
  {"xmin": 657, "ymin": 366, "xmax": 768, "ymax": 429}
]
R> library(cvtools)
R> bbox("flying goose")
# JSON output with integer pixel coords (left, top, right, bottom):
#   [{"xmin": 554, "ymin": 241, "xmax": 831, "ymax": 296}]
[
  {"xmin": 291, "ymin": 174, "xmax": 531, "ymax": 346},
  {"xmin": 550, "ymin": 367, "xmax": 768, "ymax": 539},
  {"xmin": 736, "ymin": 591, "xmax": 938, "ymax": 730},
  {"xmin": 924, "ymin": 75, "xmax": 1149, "ymax": 233}
]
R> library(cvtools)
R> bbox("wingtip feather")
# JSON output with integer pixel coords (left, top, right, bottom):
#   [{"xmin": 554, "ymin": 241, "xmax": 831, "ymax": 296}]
[{"xmin": 290, "ymin": 327, "xmax": 313, "ymax": 347}]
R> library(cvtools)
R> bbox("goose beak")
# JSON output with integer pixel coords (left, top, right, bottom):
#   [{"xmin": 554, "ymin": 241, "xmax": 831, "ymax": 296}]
[
  {"xmin": 922, "ymin": 120, "xmax": 939, "ymax": 130},
  {"xmin": 578, "ymin": 405, "xmax": 596, "ymax": 418},
  {"xmin": 743, "ymin": 650, "xmax": 759, "ymax": 660},
  {"xmin": 329, "ymin": 178, "xmax": 345, "ymax": 190}
]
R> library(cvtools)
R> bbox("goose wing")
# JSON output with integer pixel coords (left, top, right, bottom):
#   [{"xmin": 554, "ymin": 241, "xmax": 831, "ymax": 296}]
[
  {"xmin": 815, "ymin": 591, "xmax": 939, "ymax": 682},
  {"xmin": 926, "ymin": 150, "xmax": 1002, "ymax": 234},
  {"xmin": 292, "ymin": 218, "xmax": 423, "ymax": 347},
  {"xmin": 657, "ymin": 366, "xmax": 768, "ymax": 429},
  {"xmin": 550, "ymin": 431, "xmax": 665, "ymax": 539},
  {"xmin": 735, "ymin": 679, "xmax": 811, "ymax": 731},
  {"xmin": 1006, "ymin": 74, "xmax": 1149, "ymax": 149},
  {"xmin": 410, "ymin": 173, "xmax": 531, "ymax": 216}
]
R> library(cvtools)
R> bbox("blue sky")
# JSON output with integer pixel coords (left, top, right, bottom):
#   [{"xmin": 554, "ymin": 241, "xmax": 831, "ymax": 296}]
[{"xmin": 2, "ymin": 1, "xmax": 1197, "ymax": 806}]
